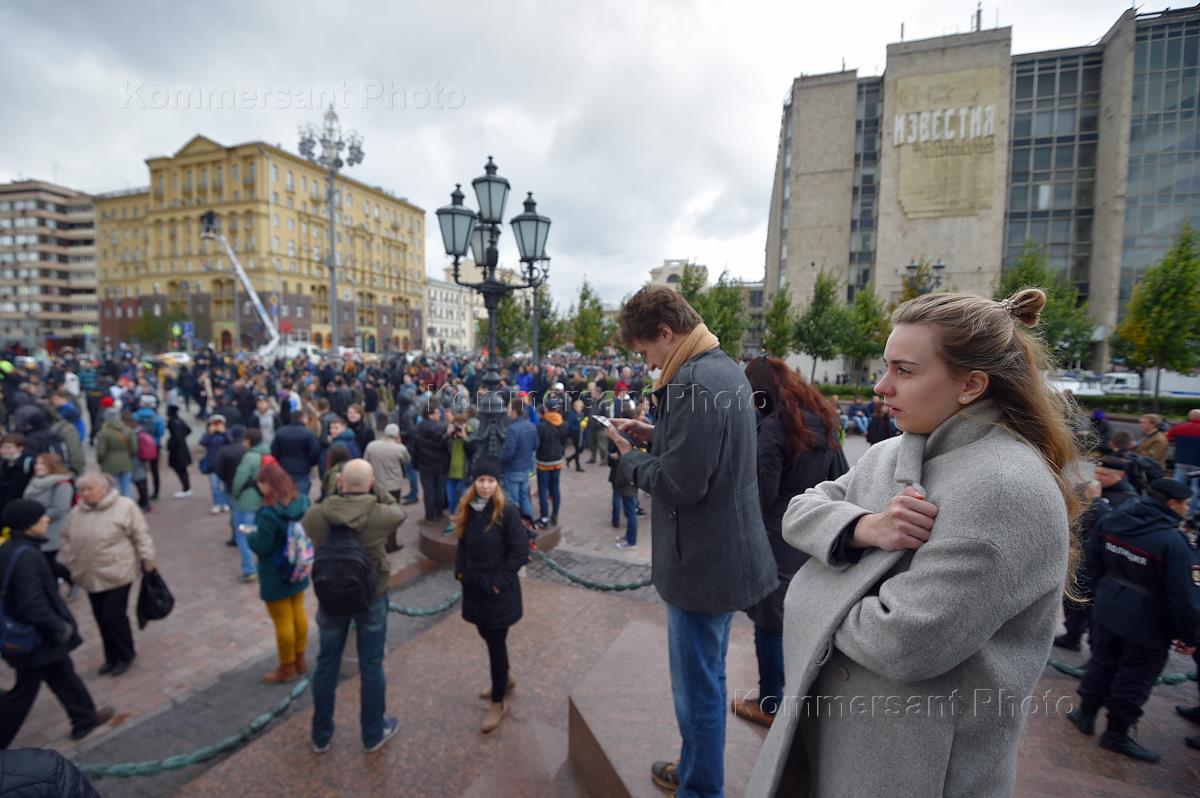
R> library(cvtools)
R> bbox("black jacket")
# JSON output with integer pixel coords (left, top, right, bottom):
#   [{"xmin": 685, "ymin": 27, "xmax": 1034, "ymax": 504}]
[
  {"xmin": 1102, "ymin": 478, "xmax": 1139, "ymax": 509},
  {"xmin": 618, "ymin": 348, "xmax": 776, "ymax": 614},
  {"xmin": 270, "ymin": 422, "xmax": 321, "ymax": 479},
  {"xmin": 215, "ymin": 441, "xmax": 247, "ymax": 494},
  {"xmin": 410, "ymin": 421, "xmax": 451, "ymax": 474},
  {"xmin": 0, "ymin": 748, "xmax": 100, "ymax": 797},
  {"xmin": 535, "ymin": 418, "xmax": 568, "ymax": 463},
  {"xmin": 747, "ymin": 412, "xmax": 848, "ymax": 632},
  {"xmin": 166, "ymin": 415, "xmax": 192, "ymax": 471},
  {"xmin": 0, "ymin": 454, "xmax": 34, "ymax": 512},
  {"xmin": 1084, "ymin": 496, "xmax": 1200, "ymax": 649},
  {"xmin": 455, "ymin": 499, "xmax": 528, "ymax": 629},
  {"xmin": 349, "ymin": 419, "xmax": 375, "ymax": 457},
  {"xmin": 0, "ymin": 533, "xmax": 81, "ymax": 670},
  {"xmin": 213, "ymin": 403, "xmax": 243, "ymax": 427}
]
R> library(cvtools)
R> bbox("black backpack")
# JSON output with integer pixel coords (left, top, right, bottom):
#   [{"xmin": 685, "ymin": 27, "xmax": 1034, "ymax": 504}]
[
  {"xmin": 1122, "ymin": 452, "xmax": 1165, "ymax": 495},
  {"xmin": 311, "ymin": 522, "xmax": 376, "ymax": 616}
]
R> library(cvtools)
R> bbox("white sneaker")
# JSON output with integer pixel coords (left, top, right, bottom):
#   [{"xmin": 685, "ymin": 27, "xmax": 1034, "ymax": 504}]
[
  {"xmin": 220, "ymin": 505, "xmax": 231, "ymax": 513},
  {"xmin": 174, "ymin": 490, "xmax": 193, "ymax": 498},
  {"xmin": 210, "ymin": 506, "xmax": 221, "ymax": 514}
]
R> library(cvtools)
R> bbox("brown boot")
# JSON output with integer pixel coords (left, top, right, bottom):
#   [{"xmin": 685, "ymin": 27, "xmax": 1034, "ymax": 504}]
[
  {"xmin": 481, "ymin": 701, "xmax": 507, "ymax": 734},
  {"xmin": 261, "ymin": 663, "xmax": 298, "ymax": 684},
  {"xmin": 731, "ymin": 696, "xmax": 775, "ymax": 728},
  {"xmin": 294, "ymin": 651, "xmax": 307, "ymax": 675},
  {"xmin": 478, "ymin": 672, "xmax": 517, "ymax": 700}
]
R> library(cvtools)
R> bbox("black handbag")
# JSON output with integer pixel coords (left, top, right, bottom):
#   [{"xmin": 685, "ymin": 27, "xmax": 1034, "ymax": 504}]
[{"xmin": 136, "ymin": 569, "xmax": 174, "ymax": 629}]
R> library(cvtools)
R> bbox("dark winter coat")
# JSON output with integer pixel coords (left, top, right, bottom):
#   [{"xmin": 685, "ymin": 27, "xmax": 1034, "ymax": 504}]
[
  {"xmin": 1084, "ymin": 495, "xmax": 1200, "ymax": 649},
  {"xmin": 166, "ymin": 414, "xmax": 192, "ymax": 471},
  {"xmin": 0, "ymin": 454, "xmax": 34, "ymax": 512},
  {"xmin": 348, "ymin": 418, "xmax": 375, "ymax": 456},
  {"xmin": 410, "ymin": 421, "xmax": 451, "ymax": 474},
  {"xmin": 455, "ymin": 499, "xmax": 528, "ymax": 629},
  {"xmin": 617, "ymin": 348, "xmax": 776, "ymax": 614},
  {"xmin": 247, "ymin": 495, "xmax": 311, "ymax": 603},
  {"xmin": 0, "ymin": 533, "xmax": 82, "ymax": 670},
  {"xmin": 746, "ymin": 412, "xmax": 848, "ymax": 632},
  {"xmin": 199, "ymin": 431, "xmax": 230, "ymax": 473},
  {"xmin": 270, "ymin": 422, "xmax": 321, "ymax": 479},
  {"xmin": 0, "ymin": 747, "xmax": 101, "ymax": 797}
]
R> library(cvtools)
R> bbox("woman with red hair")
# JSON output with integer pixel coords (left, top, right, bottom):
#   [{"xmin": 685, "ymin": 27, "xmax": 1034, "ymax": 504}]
[{"xmin": 247, "ymin": 462, "xmax": 311, "ymax": 683}]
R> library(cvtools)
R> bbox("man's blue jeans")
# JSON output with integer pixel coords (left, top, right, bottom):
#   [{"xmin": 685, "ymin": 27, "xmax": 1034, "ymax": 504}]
[
  {"xmin": 404, "ymin": 462, "xmax": 420, "ymax": 498},
  {"xmin": 207, "ymin": 473, "xmax": 228, "ymax": 510},
  {"xmin": 445, "ymin": 478, "xmax": 464, "ymax": 516},
  {"xmin": 612, "ymin": 492, "xmax": 637, "ymax": 544},
  {"xmin": 667, "ymin": 603, "xmax": 733, "ymax": 798},
  {"xmin": 311, "ymin": 596, "xmax": 389, "ymax": 749},
  {"xmin": 232, "ymin": 510, "xmax": 257, "ymax": 577},
  {"xmin": 536, "ymin": 468, "xmax": 561, "ymax": 520},
  {"xmin": 293, "ymin": 473, "xmax": 312, "ymax": 499},
  {"xmin": 501, "ymin": 471, "xmax": 533, "ymax": 517},
  {"xmin": 115, "ymin": 471, "xmax": 132, "ymax": 498}
]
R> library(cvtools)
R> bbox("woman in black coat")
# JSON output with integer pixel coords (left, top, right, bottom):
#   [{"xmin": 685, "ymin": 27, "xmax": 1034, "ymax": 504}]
[
  {"xmin": 735, "ymin": 358, "xmax": 848, "ymax": 728},
  {"xmin": 0, "ymin": 500, "xmax": 113, "ymax": 748},
  {"xmin": 453, "ymin": 456, "xmax": 529, "ymax": 735},
  {"xmin": 165, "ymin": 405, "xmax": 193, "ymax": 496}
]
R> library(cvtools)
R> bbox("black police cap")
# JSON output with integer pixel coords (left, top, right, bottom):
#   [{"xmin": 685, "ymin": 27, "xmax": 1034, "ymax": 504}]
[{"xmin": 1147, "ymin": 478, "xmax": 1193, "ymax": 501}]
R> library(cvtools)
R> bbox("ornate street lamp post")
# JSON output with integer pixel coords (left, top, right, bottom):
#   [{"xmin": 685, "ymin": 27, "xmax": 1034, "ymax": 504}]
[
  {"xmin": 904, "ymin": 257, "xmax": 946, "ymax": 294},
  {"xmin": 298, "ymin": 108, "xmax": 364, "ymax": 351},
  {"xmin": 436, "ymin": 157, "xmax": 551, "ymax": 457}
]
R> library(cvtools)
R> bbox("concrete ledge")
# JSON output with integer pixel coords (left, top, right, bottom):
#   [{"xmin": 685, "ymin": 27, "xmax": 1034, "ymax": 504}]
[
  {"xmin": 418, "ymin": 522, "xmax": 562, "ymax": 567},
  {"xmin": 567, "ymin": 620, "xmax": 765, "ymax": 797}
]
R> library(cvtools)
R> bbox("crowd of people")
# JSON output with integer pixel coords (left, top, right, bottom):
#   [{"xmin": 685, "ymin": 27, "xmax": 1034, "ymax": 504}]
[{"xmin": 0, "ymin": 280, "xmax": 1198, "ymax": 795}]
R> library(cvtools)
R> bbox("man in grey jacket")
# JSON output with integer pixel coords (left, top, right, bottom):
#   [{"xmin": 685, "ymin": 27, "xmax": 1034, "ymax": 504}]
[{"xmin": 609, "ymin": 286, "xmax": 775, "ymax": 798}]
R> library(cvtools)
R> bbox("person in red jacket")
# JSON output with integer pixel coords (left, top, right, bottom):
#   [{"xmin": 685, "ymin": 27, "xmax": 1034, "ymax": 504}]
[{"xmin": 1166, "ymin": 409, "xmax": 1200, "ymax": 511}]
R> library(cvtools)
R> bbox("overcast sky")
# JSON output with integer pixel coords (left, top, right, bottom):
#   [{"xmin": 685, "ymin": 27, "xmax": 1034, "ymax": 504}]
[{"xmin": 0, "ymin": 0, "xmax": 1139, "ymax": 310}]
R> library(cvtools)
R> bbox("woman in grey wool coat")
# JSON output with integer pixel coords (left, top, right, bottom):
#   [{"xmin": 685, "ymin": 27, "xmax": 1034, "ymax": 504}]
[{"xmin": 747, "ymin": 289, "xmax": 1084, "ymax": 798}]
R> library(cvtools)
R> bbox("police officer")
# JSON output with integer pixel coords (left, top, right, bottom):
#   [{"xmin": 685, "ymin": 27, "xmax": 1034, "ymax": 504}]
[
  {"xmin": 1067, "ymin": 478, "xmax": 1200, "ymax": 761},
  {"xmin": 1054, "ymin": 480, "xmax": 1113, "ymax": 651},
  {"xmin": 1094, "ymin": 455, "xmax": 1139, "ymax": 509}
]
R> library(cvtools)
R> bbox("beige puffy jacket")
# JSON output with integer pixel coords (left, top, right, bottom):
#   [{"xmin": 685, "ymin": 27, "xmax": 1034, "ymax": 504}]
[{"xmin": 60, "ymin": 489, "xmax": 155, "ymax": 593}]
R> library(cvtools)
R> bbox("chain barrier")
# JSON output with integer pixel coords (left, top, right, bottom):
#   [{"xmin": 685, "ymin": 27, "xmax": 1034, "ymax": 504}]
[
  {"xmin": 389, "ymin": 591, "xmax": 461, "ymax": 616},
  {"xmin": 530, "ymin": 549, "xmax": 653, "ymax": 591},
  {"xmin": 79, "ymin": 676, "xmax": 310, "ymax": 779},
  {"xmin": 1048, "ymin": 659, "xmax": 1198, "ymax": 686},
  {"xmin": 75, "ymin": 553, "xmax": 645, "ymax": 778}
]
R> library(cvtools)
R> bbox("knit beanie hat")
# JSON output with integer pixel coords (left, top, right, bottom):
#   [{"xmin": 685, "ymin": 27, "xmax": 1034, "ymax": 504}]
[
  {"xmin": 470, "ymin": 456, "xmax": 502, "ymax": 482},
  {"xmin": 3, "ymin": 499, "xmax": 46, "ymax": 532}
]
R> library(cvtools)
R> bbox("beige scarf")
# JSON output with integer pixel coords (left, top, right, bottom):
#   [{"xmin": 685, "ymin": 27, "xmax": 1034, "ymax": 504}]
[{"xmin": 653, "ymin": 323, "xmax": 721, "ymax": 391}]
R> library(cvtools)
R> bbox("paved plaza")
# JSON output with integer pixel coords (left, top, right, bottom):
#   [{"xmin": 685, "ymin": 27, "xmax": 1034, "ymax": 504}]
[{"xmin": 4, "ymin": 427, "xmax": 1198, "ymax": 796}]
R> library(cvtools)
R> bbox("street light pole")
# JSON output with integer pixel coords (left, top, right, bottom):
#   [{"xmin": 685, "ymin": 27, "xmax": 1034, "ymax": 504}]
[
  {"xmin": 436, "ymin": 159, "xmax": 551, "ymax": 457},
  {"xmin": 299, "ymin": 107, "xmax": 364, "ymax": 352}
]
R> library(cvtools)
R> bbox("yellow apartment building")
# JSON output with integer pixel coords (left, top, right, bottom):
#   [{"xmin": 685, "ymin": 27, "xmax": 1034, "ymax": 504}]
[{"xmin": 95, "ymin": 134, "xmax": 426, "ymax": 352}]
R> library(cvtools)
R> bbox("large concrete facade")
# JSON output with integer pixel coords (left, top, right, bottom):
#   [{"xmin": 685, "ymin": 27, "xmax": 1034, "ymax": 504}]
[
  {"xmin": 874, "ymin": 29, "xmax": 1012, "ymax": 301},
  {"xmin": 766, "ymin": 6, "xmax": 1200, "ymax": 369}
]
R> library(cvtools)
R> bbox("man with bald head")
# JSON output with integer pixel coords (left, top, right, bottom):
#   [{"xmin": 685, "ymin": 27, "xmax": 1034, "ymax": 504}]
[{"xmin": 302, "ymin": 459, "xmax": 406, "ymax": 754}]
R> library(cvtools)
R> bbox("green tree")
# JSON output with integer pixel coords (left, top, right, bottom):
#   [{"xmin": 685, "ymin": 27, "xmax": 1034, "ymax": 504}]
[
  {"xmin": 701, "ymin": 271, "xmax": 747, "ymax": 359},
  {"xmin": 475, "ymin": 293, "xmax": 526, "ymax": 357},
  {"xmin": 127, "ymin": 310, "xmax": 186, "ymax": 351},
  {"xmin": 534, "ymin": 289, "xmax": 567, "ymax": 354},
  {"xmin": 677, "ymin": 262, "xmax": 708, "ymax": 310},
  {"xmin": 842, "ymin": 283, "xmax": 890, "ymax": 390},
  {"xmin": 994, "ymin": 242, "xmax": 1096, "ymax": 368},
  {"xmin": 793, "ymin": 270, "xmax": 849, "ymax": 383},
  {"xmin": 1115, "ymin": 225, "xmax": 1200, "ymax": 410},
  {"xmin": 762, "ymin": 291, "xmax": 795, "ymax": 357},
  {"xmin": 570, "ymin": 278, "xmax": 608, "ymax": 357}
]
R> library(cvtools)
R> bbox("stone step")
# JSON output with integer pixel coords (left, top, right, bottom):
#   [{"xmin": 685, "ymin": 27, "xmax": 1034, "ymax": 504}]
[{"xmin": 567, "ymin": 620, "xmax": 767, "ymax": 798}]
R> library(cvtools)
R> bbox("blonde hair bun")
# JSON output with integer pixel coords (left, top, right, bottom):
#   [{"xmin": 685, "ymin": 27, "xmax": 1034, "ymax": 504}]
[{"xmin": 1004, "ymin": 288, "xmax": 1046, "ymax": 328}]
